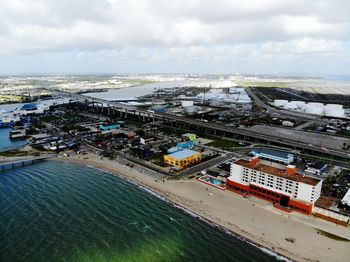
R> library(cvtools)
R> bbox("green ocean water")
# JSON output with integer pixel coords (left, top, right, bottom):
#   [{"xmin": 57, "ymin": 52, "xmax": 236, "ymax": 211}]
[{"xmin": 0, "ymin": 161, "xmax": 279, "ymax": 262}]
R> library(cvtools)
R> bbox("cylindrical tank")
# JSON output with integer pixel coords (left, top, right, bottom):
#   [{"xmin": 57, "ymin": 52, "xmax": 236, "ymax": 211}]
[
  {"xmin": 184, "ymin": 106, "xmax": 198, "ymax": 115},
  {"xmin": 324, "ymin": 108, "xmax": 345, "ymax": 118},
  {"xmin": 284, "ymin": 102, "xmax": 298, "ymax": 110},
  {"xmin": 308, "ymin": 102, "xmax": 324, "ymax": 107},
  {"xmin": 209, "ymin": 98, "xmax": 223, "ymax": 107},
  {"xmin": 304, "ymin": 104, "xmax": 324, "ymax": 115},
  {"xmin": 181, "ymin": 100, "xmax": 194, "ymax": 107},
  {"xmin": 292, "ymin": 101, "xmax": 306, "ymax": 109},
  {"xmin": 325, "ymin": 104, "xmax": 343, "ymax": 110},
  {"xmin": 238, "ymin": 94, "xmax": 251, "ymax": 101},
  {"xmin": 274, "ymin": 99, "xmax": 288, "ymax": 107}
]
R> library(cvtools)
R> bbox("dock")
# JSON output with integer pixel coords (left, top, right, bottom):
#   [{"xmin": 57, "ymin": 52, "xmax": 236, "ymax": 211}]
[{"xmin": 0, "ymin": 155, "xmax": 56, "ymax": 172}]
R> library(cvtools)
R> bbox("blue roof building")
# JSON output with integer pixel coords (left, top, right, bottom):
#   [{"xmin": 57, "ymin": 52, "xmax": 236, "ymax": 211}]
[
  {"xmin": 167, "ymin": 149, "xmax": 200, "ymax": 160},
  {"xmin": 167, "ymin": 147, "xmax": 182, "ymax": 154},
  {"xmin": 176, "ymin": 141, "xmax": 194, "ymax": 149},
  {"xmin": 250, "ymin": 148, "xmax": 294, "ymax": 164},
  {"xmin": 20, "ymin": 103, "xmax": 38, "ymax": 111},
  {"xmin": 99, "ymin": 124, "xmax": 120, "ymax": 131}
]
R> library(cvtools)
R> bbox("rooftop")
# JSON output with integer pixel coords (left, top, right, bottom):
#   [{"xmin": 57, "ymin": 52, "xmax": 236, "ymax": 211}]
[
  {"xmin": 308, "ymin": 162, "xmax": 327, "ymax": 170},
  {"xmin": 250, "ymin": 148, "xmax": 292, "ymax": 159},
  {"xmin": 167, "ymin": 149, "xmax": 200, "ymax": 160},
  {"xmin": 234, "ymin": 159, "xmax": 321, "ymax": 186},
  {"xmin": 20, "ymin": 103, "xmax": 37, "ymax": 110}
]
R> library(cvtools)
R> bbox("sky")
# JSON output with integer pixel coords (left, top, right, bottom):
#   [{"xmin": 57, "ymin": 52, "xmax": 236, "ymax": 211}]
[{"xmin": 0, "ymin": 0, "xmax": 349, "ymax": 75}]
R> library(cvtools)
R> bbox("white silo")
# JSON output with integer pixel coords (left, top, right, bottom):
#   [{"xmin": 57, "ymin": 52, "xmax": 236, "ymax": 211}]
[
  {"xmin": 292, "ymin": 101, "xmax": 306, "ymax": 109},
  {"xmin": 228, "ymin": 87, "xmax": 238, "ymax": 94},
  {"xmin": 184, "ymin": 106, "xmax": 198, "ymax": 115},
  {"xmin": 309, "ymin": 102, "xmax": 324, "ymax": 108},
  {"xmin": 284, "ymin": 102, "xmax": 298, "ymax": 110},
  {"xmin": 274, "ymin": 99, "xmax": 288, "ymax": 107},
  {"xmin": 209, "ymin": 98, "xmax": 223, "ymax": 107},
  {"xmin": 324, "ymin": 108, "xmax": 345, "ymax": 118},
  {"xmin": 304, "ymin": 104, "xmax": 324, "ymax": 115},
  {"xmin": 181, "ymin": 100, "xmax": 194, "ymax": 107},
  {"xmin": 325, "ymin": 104, "xmax": 343, "ymax": 110}
]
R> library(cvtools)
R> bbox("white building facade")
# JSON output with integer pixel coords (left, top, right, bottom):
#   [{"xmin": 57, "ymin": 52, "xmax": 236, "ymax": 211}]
[{"xmin": 227, "ymin": 159, "xmax": 322, "ymax": 215}]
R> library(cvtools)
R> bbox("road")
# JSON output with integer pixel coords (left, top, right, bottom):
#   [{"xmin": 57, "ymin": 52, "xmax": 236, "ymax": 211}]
[{"xmin": 180, "ymin": 154, "xmax": 233, "ymax": 176}]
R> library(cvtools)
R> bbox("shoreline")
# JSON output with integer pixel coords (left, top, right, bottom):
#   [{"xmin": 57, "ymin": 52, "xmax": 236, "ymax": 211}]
[
  {"xmin": 52, "ymin": 154, "xmax": 350, "ymax": 262},
  {"xmin": 53, "ymin": 157, "xmax": 290, "ymax": 261}
]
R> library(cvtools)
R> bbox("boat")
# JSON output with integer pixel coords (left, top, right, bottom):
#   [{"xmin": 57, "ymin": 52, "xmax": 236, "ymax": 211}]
[{"xmin": 0, "ymin": 112, "xmax": 21, "ymax": 128}]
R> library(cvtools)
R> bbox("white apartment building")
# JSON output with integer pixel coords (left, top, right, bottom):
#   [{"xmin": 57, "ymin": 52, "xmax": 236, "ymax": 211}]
[{"xmin": 227, "ymin": 159, "xmax": 322, "ymax": 215}]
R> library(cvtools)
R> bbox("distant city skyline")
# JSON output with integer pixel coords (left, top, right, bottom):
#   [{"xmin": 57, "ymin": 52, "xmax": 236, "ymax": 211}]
[{"xmin": 1, "ymin": 0, "xmax": 349, "ymax": 75}]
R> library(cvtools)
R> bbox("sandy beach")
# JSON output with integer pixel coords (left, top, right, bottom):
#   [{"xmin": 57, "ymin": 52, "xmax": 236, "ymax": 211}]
[{"xmin": 54, "ymin": 153, "xmax": 350, "ymax": 262}]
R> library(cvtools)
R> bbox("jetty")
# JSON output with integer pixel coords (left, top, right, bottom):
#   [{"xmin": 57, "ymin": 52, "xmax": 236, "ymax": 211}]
[{"xmin": 0, "ymin": 155, "xmax": 55, "ymax": 172}]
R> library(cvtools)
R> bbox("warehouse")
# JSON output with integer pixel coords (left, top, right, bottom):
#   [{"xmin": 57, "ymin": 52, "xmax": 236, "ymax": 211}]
[{"xmin": 249, "ymin": 148, "xmax": 294, "ymax": 164}]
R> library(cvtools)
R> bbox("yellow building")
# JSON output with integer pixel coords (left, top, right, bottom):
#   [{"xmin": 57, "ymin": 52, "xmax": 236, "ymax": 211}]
[{"xmin": 164, "ymin": 149, "xmax": 201, "ymax": 170}]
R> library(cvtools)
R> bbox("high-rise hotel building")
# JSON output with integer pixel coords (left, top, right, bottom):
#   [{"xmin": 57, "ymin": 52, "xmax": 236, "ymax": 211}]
[{"xmin": 227, "ymin": 158, "xmax": 322, "ymax": 215}]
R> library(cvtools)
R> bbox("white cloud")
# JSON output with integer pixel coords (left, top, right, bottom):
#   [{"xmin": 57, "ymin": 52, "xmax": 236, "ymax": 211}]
[{"xmin": 0, "ymin": 0, "xmax": 349, "ymax": 74}]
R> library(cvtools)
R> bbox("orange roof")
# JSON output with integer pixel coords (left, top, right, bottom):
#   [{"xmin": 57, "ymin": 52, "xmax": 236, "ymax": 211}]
[{"xmin": 234, "ymin": 159, "xmax": 321, "ymax": 186}]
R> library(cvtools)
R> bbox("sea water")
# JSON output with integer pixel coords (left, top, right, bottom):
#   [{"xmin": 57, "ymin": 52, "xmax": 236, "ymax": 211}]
[{"xmin": 0, "ymin": 161, "xmax": 279, "ymax": 262}]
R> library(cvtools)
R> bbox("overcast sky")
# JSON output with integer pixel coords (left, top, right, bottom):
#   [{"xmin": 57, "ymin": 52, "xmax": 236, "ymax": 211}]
[{"xmin": 0, "ymin": 0, "xmax": 349, "ymax": 75}]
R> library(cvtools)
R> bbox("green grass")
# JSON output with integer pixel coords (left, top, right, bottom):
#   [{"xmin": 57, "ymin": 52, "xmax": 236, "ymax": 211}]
[
  {"xmin": 62, "ymin": 125, "xmax": 88, "ymax": 132},
  {"xmin": 207, "ymin": 139, "xmax": 240, "ymax": 148},
  {"xmin": 338, "ymin": 130, "xmax": 350, "ymax": 138},
  {"xmin": 0, "ymin": 150, "xmax": 29, "ymax": 157},
  {"xmin": 0, "ymin": 94, "xmax": 23, "ymax": 103},
  {"xmin": 40, "ymin": 115, "xmax": 61, "ymax": 122}
]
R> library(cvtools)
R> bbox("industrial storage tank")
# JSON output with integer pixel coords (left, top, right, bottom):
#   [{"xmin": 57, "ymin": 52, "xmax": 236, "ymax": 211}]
[
  {"xmin": 324, "ymin": 108, "xmax": 345, "ymax": 118},
  {"xmin": 237, "ymin": 94, "xmax": 251, "ymax": 103},
  {"xmin": 181, "ymin": 100, "xmax": 194, "ymax": 107},
  {"xmin": 325, "ymin": 104, "xmax": 343, "ymax": 110},
  {"xmin": 304, "ymin": 104, "xmax": 324, "ymax": 115},
  {"xmin": 184, "ymin": 106, "xmax": 198, "ymax": 115},
  {"xmin": 274, "ymin": 99, "xmax": 288, "ymax": 107},
  {"xmin": 283, "ymin": 102, "xmax": 298, "ymax": 110},
  {"xmin": 292, "ymin": 101, "xmax": 306, "ymax": 109},
  {"xmin": 308, "ymin": 102, "xmax": 324, "ymax": 108},
  {"xmin": 209, "ymin": 98, "xmax": 223, "ymax": 107},
  {"xmin": 228, "ymin": 87, "xmax": 238, "ymax": 94}
]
